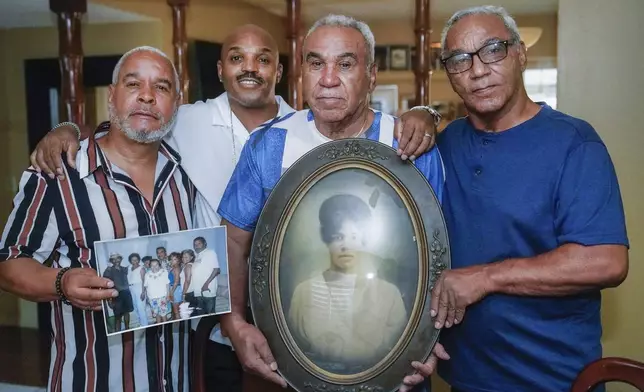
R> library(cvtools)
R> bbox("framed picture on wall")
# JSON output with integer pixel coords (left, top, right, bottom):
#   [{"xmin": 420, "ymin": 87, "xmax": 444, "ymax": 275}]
[
  {"xmin": 389, "ymin": 45, "xmax": 411, "ymax": 70},
  {"xmin": 431, "ymin": 43, "xmax": 444, "ymax": 71},
  {"xmin": 374, "ymin": 45, "xmax": 389, "ymax": 71},
  {"xmin": 401, "ymin": 95, "xmax": 417, "ymax": 112},
  {"xmin": 410, "ymin": 46, "xmax": 416, "ymax": 72},
  {"xmin": 370, "ymin": 84, "xmax": 399, "ymax": 115},
  {"xmin": 409, "ymin": 45, "xmax": 443, "ymax": 72}
]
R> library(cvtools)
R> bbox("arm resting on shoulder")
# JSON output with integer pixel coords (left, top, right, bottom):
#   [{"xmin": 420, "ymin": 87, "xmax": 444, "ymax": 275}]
[
  {"xmin": 486, "ymin": 243, "xmax": 628, "ymax": 296},
  {"xmin": 30, "ymin": 121, "xmax": 110, "ymax": 179}
]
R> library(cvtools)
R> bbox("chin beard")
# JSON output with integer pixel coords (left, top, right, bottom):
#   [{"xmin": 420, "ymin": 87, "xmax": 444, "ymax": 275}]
[{"xmin": 109, "ymin": 104, "xmax": 177, "ymax": 144}]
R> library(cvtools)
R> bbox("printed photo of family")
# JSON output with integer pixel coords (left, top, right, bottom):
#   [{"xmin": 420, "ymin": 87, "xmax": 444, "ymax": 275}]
[{"xmin": 94, "ymin": 226, "xmax": 231, "ymax": 335}]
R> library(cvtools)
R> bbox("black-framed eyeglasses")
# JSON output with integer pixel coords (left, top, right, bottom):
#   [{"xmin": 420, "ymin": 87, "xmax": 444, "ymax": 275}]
[{"xmin": 441, "ymin": 40, "xmax": 516, "ymax": 74}]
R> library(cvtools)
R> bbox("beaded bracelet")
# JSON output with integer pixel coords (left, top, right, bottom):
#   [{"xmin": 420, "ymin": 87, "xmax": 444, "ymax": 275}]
[{"xmin": 55, "ymin": 267, "xmax": 72, "ymax": 306}]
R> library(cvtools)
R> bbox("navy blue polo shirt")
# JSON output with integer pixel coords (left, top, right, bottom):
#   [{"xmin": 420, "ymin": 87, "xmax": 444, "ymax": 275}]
[{"xmin": 436, "ymin": 104, "xmax": 628, "ymax": 392}]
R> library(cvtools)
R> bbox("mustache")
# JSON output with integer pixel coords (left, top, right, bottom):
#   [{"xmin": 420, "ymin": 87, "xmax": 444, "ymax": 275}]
[
  {"xmin": 236, "ymin": 72, "xmax": 264, "ymax": 84},
  {"xmin": 127, "ymin": 107, "xmax": 162, "ymax": 120}
]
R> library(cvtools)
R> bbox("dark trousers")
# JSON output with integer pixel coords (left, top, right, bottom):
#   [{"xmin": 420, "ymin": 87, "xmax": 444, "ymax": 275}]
[
  {"xmin": 196, "ymin": 296, "xmax": 216, "ymax": 315},
  {"xmin": 204, "ymin": 341, "xmax": 433, "ymax": 392},
  {"xmin": 185, "ymin": 292, "xmax": 197, "ymax": 309},
  {"xmin": 204, "ymin": 341, "xmax": 243, "ymax": 392}
]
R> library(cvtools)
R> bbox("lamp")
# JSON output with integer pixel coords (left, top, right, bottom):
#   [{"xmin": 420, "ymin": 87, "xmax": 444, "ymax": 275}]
[{"xmin": 518, "ymin": 27, "xmax": 543, "ymax": 49}]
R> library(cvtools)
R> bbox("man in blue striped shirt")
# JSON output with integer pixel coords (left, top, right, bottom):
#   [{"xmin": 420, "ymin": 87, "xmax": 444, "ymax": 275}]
[{"xmin": 217, "ymin": 14, "xmax": 447, "ymax": 391}]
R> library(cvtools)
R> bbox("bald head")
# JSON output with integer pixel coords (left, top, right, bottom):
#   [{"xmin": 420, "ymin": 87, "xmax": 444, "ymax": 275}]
[
  {"xmin": 218, "ymin": 24, "xmax": 283, "ymax": 109},
  {"xmin": 221, "ymin": 24, "xmax": 279, "ymax": 61}
]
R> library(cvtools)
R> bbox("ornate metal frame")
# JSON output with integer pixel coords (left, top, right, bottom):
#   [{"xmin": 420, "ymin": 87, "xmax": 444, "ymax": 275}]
[{"xmin": 249, "ymin": 138, "xmax": 450, "ymax": 392}]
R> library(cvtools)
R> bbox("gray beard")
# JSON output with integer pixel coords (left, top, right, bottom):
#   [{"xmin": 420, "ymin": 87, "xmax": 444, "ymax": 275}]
[{"xmin": 109, "ymin": 104, "xmax": 177, "ymax": 144}]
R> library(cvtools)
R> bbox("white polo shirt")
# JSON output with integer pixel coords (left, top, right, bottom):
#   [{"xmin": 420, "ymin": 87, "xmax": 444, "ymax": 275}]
[
  {"xmin": 191, "ymin": 247, "xmax": 219, "ymax": 298},
  {"xmin": 165, "ymin": 93, "xmax": 294, "ymax": 227},
  {"xmin": 164, "ymin": 92, "xmax": 295, "ymax": 346}
]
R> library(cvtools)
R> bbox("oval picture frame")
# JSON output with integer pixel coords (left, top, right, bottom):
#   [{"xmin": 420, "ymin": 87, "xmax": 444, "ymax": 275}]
[{"xmin": 249, "ymin": 138, "xmax": 450, "ymax": 392}]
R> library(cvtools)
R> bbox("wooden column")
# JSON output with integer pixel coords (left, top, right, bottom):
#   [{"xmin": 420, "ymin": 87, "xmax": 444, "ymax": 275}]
[
  {"xmin": 167, "ymin": 0, "xmax": 190, "ymax": 103},
  {"xmin": 414, "ymin": 0, "xmax": 431, "ymax": 106},
  {"xmin": 50, "ymin": 0, "xmax": 87, "ymax": 126},
  {"xmin": 286, "ymin": 0, "xmax": 302, "ymax": 110}
]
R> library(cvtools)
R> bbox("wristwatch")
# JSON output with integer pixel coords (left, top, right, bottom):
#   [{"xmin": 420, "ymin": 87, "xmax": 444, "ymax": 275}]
[
  {"xmin": 410, "ymin": 106, "xmax": 442, "ymax": 128},
  {"xmin": 52, "ymin": 121, "xmax": 81, "ymax": 141}
]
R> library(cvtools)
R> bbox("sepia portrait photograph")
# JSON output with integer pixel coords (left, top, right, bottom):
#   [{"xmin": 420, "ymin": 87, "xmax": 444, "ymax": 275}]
[
  {"xmin": 277, "ymin": 167, "xmax": 421, "ymax": 375},
  {"xmin": 94, "ymin": 226, "xmax": 231, "ymax": 336}
]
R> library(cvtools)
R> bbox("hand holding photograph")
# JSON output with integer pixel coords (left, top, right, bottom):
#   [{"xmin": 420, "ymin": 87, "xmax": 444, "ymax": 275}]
[
  {"xmin": 249, "ymin": 139, "xmax": 450, "ymax": 391},
  {"xmin": 94, "ymin": 226, "xmax": 231, "ymax": 335}
]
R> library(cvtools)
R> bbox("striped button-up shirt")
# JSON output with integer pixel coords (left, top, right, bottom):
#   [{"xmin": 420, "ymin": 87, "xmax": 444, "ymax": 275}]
[{"xmin": 0, "ymin": 124, "xmax": 196, "ymax": 392}]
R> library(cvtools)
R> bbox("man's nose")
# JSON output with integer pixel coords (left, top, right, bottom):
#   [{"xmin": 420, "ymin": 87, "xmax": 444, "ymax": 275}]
[
  {"xmin": 137, "ymin": 85, "xmax": 156, "ymax": 104},
  {"xmin": 469, "ymin": 54, "xmax": 491, "ymax": 78},
  {"xmin": 242, "ymin": 57, "xmax": 259, "ymax": 73},
  {"xmin": 319, "ymin": 65, "xmax": 341, "ymax": 88}
]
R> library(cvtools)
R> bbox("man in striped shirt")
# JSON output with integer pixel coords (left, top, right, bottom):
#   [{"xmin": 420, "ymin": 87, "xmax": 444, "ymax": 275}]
[{"xmin": 0, "ymin": 46, "xmax": 194, "ymax": 391}]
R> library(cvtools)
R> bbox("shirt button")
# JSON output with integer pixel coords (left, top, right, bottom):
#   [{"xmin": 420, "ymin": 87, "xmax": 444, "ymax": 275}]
[
  {"xmin": 159, "ymin": 335, "xmax": 164, "ymax": 343},
  {"xmin": 475, "ymin": 168, "xmax": 482, "ymax": 176},
  {"xmin": 163, "ymin": 380, "xmax": 167, "ymax": 386},
  {"xmin": 483, "ymin": 139, "xmax": 489, "ymax": 145}
]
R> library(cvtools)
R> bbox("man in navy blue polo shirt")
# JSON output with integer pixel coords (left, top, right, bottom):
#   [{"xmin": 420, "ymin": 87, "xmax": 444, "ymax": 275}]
[{"xmin": 399, "ymin": 5, "xmax": 629, "ymax": 392}]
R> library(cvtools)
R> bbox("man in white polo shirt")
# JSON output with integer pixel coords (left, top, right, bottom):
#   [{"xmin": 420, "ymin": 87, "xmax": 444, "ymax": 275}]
[
  {"xmin": 29, "ymin": 23, "xmax": 441, "ymax": 392},
  {"xmin": 191, "ymin": 236, "xmax": 220, "ymax": 315}
]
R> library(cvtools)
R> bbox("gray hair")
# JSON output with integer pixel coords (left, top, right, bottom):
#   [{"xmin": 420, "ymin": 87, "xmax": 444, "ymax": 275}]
[
  {"xmin": 305, "ymin": 14, "xmax": 376, "ymax": 67},
  {"xmin": 440, "ymin": 6, "xmax": 521, "ymax": 55},
  {"xmin": 111, "ymin": 46, "xmax": 180, "ymax": 95}
]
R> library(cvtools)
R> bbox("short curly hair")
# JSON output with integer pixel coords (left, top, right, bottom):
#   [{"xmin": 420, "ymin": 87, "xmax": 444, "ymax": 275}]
[{"xmin": 319, "ymin": 194, "xmax": 371, "ymax": 244}]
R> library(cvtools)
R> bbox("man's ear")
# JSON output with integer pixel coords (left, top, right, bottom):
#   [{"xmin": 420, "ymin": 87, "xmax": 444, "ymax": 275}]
[
  {"xmin": 518, "ymin": 41, "xmax": 528, "ymax": 72},
  {"xmin": 217, "ymin": 60, "xmax": 223, "ymax": 82},
  {"xmin": 368, "ymin": 63, "xmax": 377, "ymax": 93},
  {"xmin": 277, "ymin": 63, "xmax": 284, "ymax": 84},
  {"xmin": 108, "ymin": 84, "xmax": 115, "ymax": 105}
]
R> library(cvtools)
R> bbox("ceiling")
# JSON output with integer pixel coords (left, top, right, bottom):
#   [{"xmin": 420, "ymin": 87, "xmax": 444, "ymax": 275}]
[
  {"xmin": 241, "ymin": 0, "xmax": 559, "ymax": 22},
  {"xmin": 0, "ymin": 0, "xmax": 154, "ymax": 29},
  {"xmin": 0, "ymin": 0, "xmax": 558, "ymax": 30}
]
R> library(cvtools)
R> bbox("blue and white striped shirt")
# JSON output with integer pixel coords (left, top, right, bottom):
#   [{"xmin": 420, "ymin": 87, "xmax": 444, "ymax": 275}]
[{"xmin": 218, "ymin": 109, "xmax": 445, "ymax": 231}]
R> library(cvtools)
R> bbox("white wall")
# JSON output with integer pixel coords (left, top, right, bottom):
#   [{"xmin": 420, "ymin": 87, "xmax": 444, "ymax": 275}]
[{"xmin": 558, "ymin": 1, "xmax": 644, "ymax": 390}]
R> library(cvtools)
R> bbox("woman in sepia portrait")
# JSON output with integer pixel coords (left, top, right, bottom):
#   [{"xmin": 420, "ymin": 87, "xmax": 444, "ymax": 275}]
[{"xmin": 287, "ymin": 194, "xmax": 407, "ymax": 369}]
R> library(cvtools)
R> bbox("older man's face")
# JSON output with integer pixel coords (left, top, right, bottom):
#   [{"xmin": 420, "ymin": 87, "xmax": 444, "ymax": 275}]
[
  {"xmin": 443, "ymin": 14, "xmax": 526, "ymax": 116},
  {"xmin": 108, "ymin": 51, "xmax": 179, "ymax": 143},
  {"xmin": 302, "ymin": 26, "xmax": 376, "ymax": 123}
]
